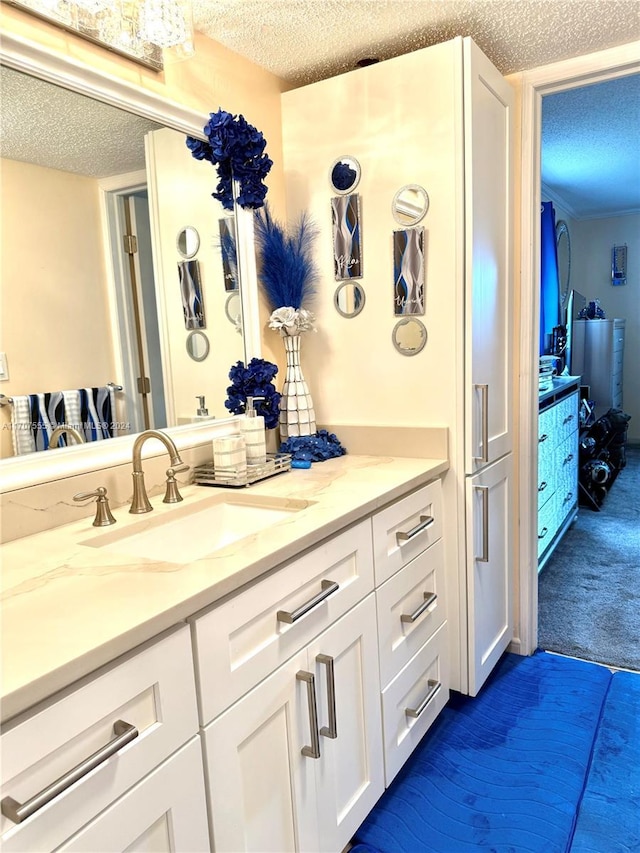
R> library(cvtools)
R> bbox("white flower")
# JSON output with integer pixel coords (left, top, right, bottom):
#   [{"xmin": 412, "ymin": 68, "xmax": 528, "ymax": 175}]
[{"xmin": 268, "ymin": 306, "xmax": 316, "ymax": 335}]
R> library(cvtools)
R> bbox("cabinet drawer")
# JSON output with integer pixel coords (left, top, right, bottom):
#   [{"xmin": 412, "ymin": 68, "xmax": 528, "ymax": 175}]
[
  {"xmin": 381, "ymin": 622, "xmax": 449, "ymax": 785},
  {"xmin": 555, "ymin": 392, "xmax": 579, "ymax": 443},
  {"xmin": 538, "ymin": 405, "xmax": 556, "ymax": 446},
  {"xmin": 613, "ymin": 329, "xmax": 625, "ymax": 353},
  {"xmin": 537, "ymin": 436, "xmax": 555, "ymax": 513},
  {"xmin": 193, "ymin": 519, "xmax": 374, "ymax": 725},
  {"xmin": 376, "ymin": 539, "xmax": 446, "ymax": 688},
  {"xmin": 537, "ymin": 492, "xmax": 557, "ymax": 559},
  {"xmin": 372, "ymin": 480, "xmax": 442, "ymax": 586},
  {"xmin": 557, "ymin": 430, "xmax": 578, "ymax": 484},
  {"xmin": 612, "ymin": 370, "xmax": 623, "ymax": 403},
  {"xmin": 0, "ymin": 627, "xmax": 198, "ymax": 853}
]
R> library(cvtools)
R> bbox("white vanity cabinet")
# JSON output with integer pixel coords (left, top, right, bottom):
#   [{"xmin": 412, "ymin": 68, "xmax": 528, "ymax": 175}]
[{"xmin": 0, "ymin": 626, "xmax": 209, "ymax": 853}]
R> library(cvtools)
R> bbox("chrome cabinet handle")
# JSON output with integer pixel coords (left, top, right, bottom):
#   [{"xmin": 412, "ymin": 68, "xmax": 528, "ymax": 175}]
[
  {"xmin": 538, "ymin": 481, "xmax": 547, "ymax": 492},
  {"xmin": 396, "ymin": 515, "xmax": 434, "ymax": 543},
  {"xmin": 277, "ymin": 580, "xmax": 339, "ymax": 624},
  {"xmin": 539, "ymin": 433, "xmax": 548, "ymax": 443},
  {"xmin": 406, "ymin": 680, "xmax": 441, "ymax": 718},
  {"xmin": 475, "ymin": 486, "xmax": 489, "ymax": 563},
  {"xmin": 563, "ymin": 414, "xmax": 574, "ymax": 424},
  {"xmin": 401, "ymin": 592, "xmax": 437, "ymax": 624},
  {"xmin": 563, "ymin": 491, "xmax": 574, "ymax": 504},
  {"xmin": 563, "ymin": 453, "xmax": 574, "ymax": 465},
  {"xmin": 473, "ymin": 384, "xmax": 489, "ymax": 463},
  {"xmin": 296, "ymin": 671, "xmax": 320, "ymax": 759},
  {"xmin": 1, "ymin": 720, "xmax": 138, "ymax": 825},
  {"xmin": 538, "ymin": 526, "xmax": 548, "ymax": 540},
  {"xmin": 316, "ymin": 654, "xmax": 337, "ymax": 739}
]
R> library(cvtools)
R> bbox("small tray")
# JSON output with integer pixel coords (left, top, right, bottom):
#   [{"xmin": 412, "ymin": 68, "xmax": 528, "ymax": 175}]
[{"xmin": 193, "ymin": 452, "xmax": 292, "ymax": 488}]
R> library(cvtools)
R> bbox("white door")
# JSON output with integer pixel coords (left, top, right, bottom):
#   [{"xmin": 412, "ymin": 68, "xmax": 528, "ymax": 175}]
[
  {"xmin": 59, "ymin": 738, "xmax": 210, "ymax": 852},
  {"xmin": 463, "ymin": 37, "xmax": 515, "ymax": 474},
  {"xmin": 309, "ymin": 595, "xmax": 384, "ymax": 853},
  {"xmin": 203, "ymin": 649, "xmax": 319, "ymax": 853},
  {"xmin": 466, "ymin": 453, "xmax": 513, "ymax": 695}
]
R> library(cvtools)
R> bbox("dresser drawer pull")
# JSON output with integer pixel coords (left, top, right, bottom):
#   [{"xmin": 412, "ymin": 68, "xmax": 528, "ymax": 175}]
[
  {"xmin": 563, "ymin": 453, "xmax": 574, "ymax": 465},
  {"xmin": 401, "ymin": 592, "xmax": 438, "ymax": 624},
  {"xmin": 538, "ymin": 526, "xmax": 548, "ymax": 540},
  {"xmin": 277, "ymin": 580, "xmax": 339, "ymax": 624},
  {"xmin": 563, "ymin": 491, "xmax": 574, "ymax": 505},
  {"xmin": 538, "ymin": 481, "xmax": 547, "ymax": 492},
  {"xmin": 316, "ymin": 654, "xmax": 338, "ymax": 739},
  {"xmin": 0, "ymin": 720, "xmax": 138, "ymax": 825},
  {"xmin": 539, "ymin": 433, "xmax": 548, "ymax": 443},
  {"xmin": 406, "ymin": 679, "xmax": 442, "ymax": 718},
  {"xmin": 296, "ymin": 671, "xmax": 320, "ymax": 759},
  {"xmin": 472, "ymin": 383, "xmax": 489, "ymax": 463},
  {"xmin": 563, "ymin": 414, "xmax": 575, "ymax": 425},
  {"xmin": 396, "ymin": 515, "xmax": 434, "ymax": 543}
]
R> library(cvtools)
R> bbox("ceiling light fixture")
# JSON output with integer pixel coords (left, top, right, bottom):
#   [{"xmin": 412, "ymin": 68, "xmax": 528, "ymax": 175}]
[{"xmin": 3, "ymin": 0, "xmax": 195, "ymax": 70}]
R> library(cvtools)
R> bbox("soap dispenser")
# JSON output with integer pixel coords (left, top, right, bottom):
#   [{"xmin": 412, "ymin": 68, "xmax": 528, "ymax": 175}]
[
  {"xmin": 241, "ymin": 396, "xmax": 267, "ymax": 464},
  {"xmin": 195, "ymin": 395, "xmax": 210, "ymax": 420}
]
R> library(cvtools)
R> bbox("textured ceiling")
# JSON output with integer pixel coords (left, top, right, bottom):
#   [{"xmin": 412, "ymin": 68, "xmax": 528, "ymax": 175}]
[{"xmin": 192, "ymin": 0, "xmax": 640, "ymax": 86}]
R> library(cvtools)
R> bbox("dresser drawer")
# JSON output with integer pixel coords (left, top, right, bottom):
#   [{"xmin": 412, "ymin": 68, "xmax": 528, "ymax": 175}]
[
  {"xmin": 613, "ymin": 328, "xmax": 625, "ymax": 353},
  {"xmin": 612, "ymin": 370, "xmax": 623, "ymax": 406},
  {"xmin": 537, "ymin": 492, "xmax": 557, "ymax": 559},
  {"xmin": 538, "ymin": 404, "xmax": 556, "ymax": 446},
  {"xmin": 372, "ymin": 480, "xmax": 443, "ymax": 586},
  {"xmin": 537, "ymin": 434, "xmax": 555, "ymax": 513},
  {"xmin": 192, "ymin": 519, "xmax": 374, "ymax": 725},
  {"xmin": 0, "ymin": 626, "xmax": 198, "ymax": 853},
  {"xmin": 381, "ymin": 622, "xmax": 449, "ymax": 785},
  {"xmin": 555, "ymin": 392, "xmax": 579, "ymax": 443},
  {"xmin": 376, "ymin": 539, "xmax": 446, "ymax": 688}
]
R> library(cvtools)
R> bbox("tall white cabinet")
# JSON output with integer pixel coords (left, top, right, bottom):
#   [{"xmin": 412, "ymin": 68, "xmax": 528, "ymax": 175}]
[
  {"xmin": 281, "ymin": 36, "xmax": 514, "ymax": 698},
  {"xmin": 573, "ymin": 318, "xmax": 625, "ymax": 417}
]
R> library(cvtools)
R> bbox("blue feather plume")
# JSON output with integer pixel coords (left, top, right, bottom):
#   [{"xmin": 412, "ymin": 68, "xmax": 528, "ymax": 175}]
[{"xmin": 254, "ymin": 204, "xmax": 319, "ymax": 310}]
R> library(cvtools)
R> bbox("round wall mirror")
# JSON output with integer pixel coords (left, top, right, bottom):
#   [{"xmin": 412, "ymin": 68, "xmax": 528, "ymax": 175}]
[
  {"xmin": 185, "ymin": 330, "xmax": 210, "ymax": 361},
  {"xmin": 334, "ymin": 282, "xmax": 366, "ymax": 318},
  {"xmin": 392, "ymin": 318, "xmax": 427, "ymax": 355},
  {"xmin": 176, "ymin": 225, "xmax": 200, "ymax": 259},
  {"xmin": 329, "ymin": 156, "xmax": 361, "ymax": 194},
  {"xmin": 556, "ymin": 220, "xmax": 571, "ymax": 322},
  {"xmin": 225, "ymin": 292, "xmax": 242, "ymax": 325},
  {"xmin": 392, "ymin": 184, "xmax": 429, "ymax": 226}
]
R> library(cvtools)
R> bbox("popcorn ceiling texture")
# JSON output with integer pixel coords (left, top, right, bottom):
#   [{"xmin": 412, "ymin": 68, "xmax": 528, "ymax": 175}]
[{"xmin": 192, "ymin": 0, "xmax": 640, "ymax": 86}]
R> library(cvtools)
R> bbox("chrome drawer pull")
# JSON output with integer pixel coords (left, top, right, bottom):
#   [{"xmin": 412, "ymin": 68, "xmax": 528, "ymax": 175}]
[
  {"xmin": 539, "ymin": 433, "xmax": 549, "ymax": 443},
  {"xmin": 563, "ymin": 414, "xmax": 574, "ymax": 424},
  {"xmin": 563, "ymin": 491, "xmax": 574, "ymax": 504},
  {"xmin": 396, "ymin": 515, "xmax": 434, "ymax": 543},
  {"xmin": 406, "ymin": 679, "xmax": 441, "ymax": 718},
  {"xmin": 296, "ymin": 671, "xmax": 320, "ymax": 759},
  {"xmin": 472, "ymin": 384, "xmax": 489, "ymax": 463},
  {"xmin": 277, "ymin": 580, "xmax": 339, "ymax": 624},
  {"xmin": 1, "ymin": 720, "xmax": 138, "ymax": 825},
  {"xmin": 538, "ymin": 526, "xmax": 548, "ymax": 540},
  {"xmin": 475, "ymin": 486, "xmax": 489, "ymax": 563},
  {"xmin": 538, "ymin": 481, "xmax": 547, "ymax": 492},
  {"xmin": 316, "ymin": 654, "xmax": 338, "ymax": 739},
  {"xmin": 563, "ymin": 453, "xmax": 574, "ymax": 465},
  {"xmin": 401, "ymin": 592, "xmax": 438, "ymax": 624}
]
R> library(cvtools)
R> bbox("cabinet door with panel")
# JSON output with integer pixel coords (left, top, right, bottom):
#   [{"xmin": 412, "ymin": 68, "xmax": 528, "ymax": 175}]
[
  {"xmin": 203, "ymin": 595, "xmax": 383, "ymax": 853},
  {"xmin": 466, "ymin": 453, "xmax": 513, "ymax": 695}
]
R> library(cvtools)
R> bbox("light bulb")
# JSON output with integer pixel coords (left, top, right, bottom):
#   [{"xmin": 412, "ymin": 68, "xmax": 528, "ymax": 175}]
[{"xmin": 138, "ymin": 0, "xmax": 188, "ymax": 48}]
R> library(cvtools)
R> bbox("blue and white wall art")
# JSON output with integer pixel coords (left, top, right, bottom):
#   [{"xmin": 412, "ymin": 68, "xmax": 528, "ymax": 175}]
[
  {"xmin": 178, "ymin": 259, "xmax": 206, "ymax": 329},
  {"xmin": 393, "ymin": 226, "xmax": 425, "ymax": 316},
  {"xmin": 331, "ymin": 193, "xmax": 362, "ymax": 280}
]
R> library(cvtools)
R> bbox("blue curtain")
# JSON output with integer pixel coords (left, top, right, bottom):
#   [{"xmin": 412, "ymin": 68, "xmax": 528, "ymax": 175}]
[{"xmin": 540, "ymin": 201, "xmax": 560, "ymax": 355}]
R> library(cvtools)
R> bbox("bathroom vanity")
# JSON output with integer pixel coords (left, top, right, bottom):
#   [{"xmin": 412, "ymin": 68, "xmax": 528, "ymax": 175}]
[{"xmin": 1, "ymin": 453, "xmax": 448, "ymax": 852}]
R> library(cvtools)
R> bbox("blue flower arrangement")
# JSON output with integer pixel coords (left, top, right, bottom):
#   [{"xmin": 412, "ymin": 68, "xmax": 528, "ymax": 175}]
[
  {"xmin": 224, "ymin": 358, "xmax": 281, "ymax": 429},
  {"xmin": 280, "ymin": 430, "xmax": 347, "ymax": 462},
  {"xmin": 254, "ymin": 203, "xmax": 319, "ymax": 327},
  {"xmin": 186, "ymin": 108, "xmax": 273, "ymax": 211}
]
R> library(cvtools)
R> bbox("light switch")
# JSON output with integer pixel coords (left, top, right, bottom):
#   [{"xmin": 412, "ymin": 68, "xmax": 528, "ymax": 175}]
[{"xmin": 0, "ymin": 352, "xmax": 9, "ymax": 381}]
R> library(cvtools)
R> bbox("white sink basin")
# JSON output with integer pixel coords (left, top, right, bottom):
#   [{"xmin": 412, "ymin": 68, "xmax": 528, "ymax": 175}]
[{"xmin": 83, "ymin": 493, "xmax": 312, "ymax": 564}]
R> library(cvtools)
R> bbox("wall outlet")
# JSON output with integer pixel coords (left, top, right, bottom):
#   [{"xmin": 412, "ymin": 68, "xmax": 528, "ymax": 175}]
[{"xmin": 0, "ymin": 352, "xmax": 8, "ymax": 381}]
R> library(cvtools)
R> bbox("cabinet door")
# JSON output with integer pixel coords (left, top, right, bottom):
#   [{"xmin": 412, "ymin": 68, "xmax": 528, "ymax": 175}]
[
  {"xmin": 466, "ymin": 453, "xmax": 513, "ymax": 695},
  {"xmin": 464, "ymin": 37, "xmax": 514, "ymax": 473},
  {"xmin": 59, "ymin": 738, "xmax": 209, "ymax": 852},
  {"xmin": 203, "ymin": 649, "xmax": 318, "ymax": 853},
  {"xmin": 308, "ymin": 595, "xmax": 384, "ymax": 853}
]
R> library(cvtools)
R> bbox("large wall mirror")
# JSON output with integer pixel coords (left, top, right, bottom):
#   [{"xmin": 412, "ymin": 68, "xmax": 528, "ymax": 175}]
[
  {"xmin": 556, "ymin": 219, "xmax": 571, "ymax": 323},
  {"xmin": 0, "ymin": 35, "xmax": 260, "ymax": 488}
]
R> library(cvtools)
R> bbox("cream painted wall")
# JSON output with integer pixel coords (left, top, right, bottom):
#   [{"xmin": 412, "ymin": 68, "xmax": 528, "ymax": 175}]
[
  {"xmin": 146, "ymin": 127, "xmax": 245, "ymax": 423},
  {"xmin": 0, "ymin": 158, "xmax": 115, "ymax": 458},
  {"xmin": 571, "ymin": 214, "xmax": 639, "ymax": 441}
]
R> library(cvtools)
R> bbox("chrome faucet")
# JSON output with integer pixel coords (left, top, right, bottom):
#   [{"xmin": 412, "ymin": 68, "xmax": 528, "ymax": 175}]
[
  {"xmin": 49, "ymin": 425, "xmax": 84, "ymax": 448},
  {"xmin": 130, "ymin": 429, "xmax": 189, "ymax": 514}
]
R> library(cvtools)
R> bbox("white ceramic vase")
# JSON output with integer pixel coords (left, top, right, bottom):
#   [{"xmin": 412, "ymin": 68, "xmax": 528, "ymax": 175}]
[{"xmin": 279, "ymin": 333, "xmax": 316, "ymax": 439}]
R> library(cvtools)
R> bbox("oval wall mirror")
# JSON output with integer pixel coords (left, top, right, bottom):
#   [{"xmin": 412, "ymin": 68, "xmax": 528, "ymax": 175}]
[
  {"xmin": 392, "ymin": 184, "xmax": 429, "ymax": 226},
  {"xmin": 185, "ymin": 330, "xmax": 210, "ymax": 362},
  {"xmin": 392, "ymin": 318, "xmax": 427, "ymax": 355},
  {"xmin": 176, "ymin": 225, "xmax": 200, "ymax": 259},
  {"xmin": 556, "ymin": 220, "xmax": 571, "ymax": 322},
  {"xmin": 225, "ymin": 292, "xmax": 242, "ymax": 325},
  {"xmin": 334, "ymin": 282, "xmax": 366, "ymax": 318},
  {"xmin": 329, "ymin": 156, "xmax": 361, "ymax": 194}
]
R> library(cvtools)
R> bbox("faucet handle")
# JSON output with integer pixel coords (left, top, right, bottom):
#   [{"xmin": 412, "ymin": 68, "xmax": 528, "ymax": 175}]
[
  {"xmin": 73, "ymin": 486, "xmax": 117, "ymax": 527},
  {"xmin": 163, "ymin": 464, "xmax": 190, "ymax": 504}
]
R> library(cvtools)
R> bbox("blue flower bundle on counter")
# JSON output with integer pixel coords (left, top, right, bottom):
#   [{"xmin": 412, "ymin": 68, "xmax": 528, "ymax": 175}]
[
  {"xmin": 280, "ymin": 430, "xmax": 347, "ymax": 463},
  {"xmin": 186, "ymin": 108, "xmax": 273, "ymax": 211},
  {"xmin": 224, "ymin": 358, "xmax": 281, "ymax": 429}
]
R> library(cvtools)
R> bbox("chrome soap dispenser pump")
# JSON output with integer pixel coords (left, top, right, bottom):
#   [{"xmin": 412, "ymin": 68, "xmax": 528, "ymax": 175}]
[{"xmin": 241, "ymin": 395, "xmax": 267, "ymax": 464}]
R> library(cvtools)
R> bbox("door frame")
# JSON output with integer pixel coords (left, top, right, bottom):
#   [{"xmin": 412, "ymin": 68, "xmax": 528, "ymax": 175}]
[{"xmin": 517, "ymin": 40, "xmax": 640, "ymax": 655}]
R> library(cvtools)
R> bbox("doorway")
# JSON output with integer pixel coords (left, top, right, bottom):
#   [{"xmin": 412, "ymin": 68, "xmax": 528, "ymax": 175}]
[{"xmin": 516, "ymin": 42, "xmax": 640, "ymax": 657}]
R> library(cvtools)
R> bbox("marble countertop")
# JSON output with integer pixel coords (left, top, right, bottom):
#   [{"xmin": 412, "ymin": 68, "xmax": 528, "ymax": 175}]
[{"xmin": 1, "ymin": 453, "xmax": 447, "ymax": 723}]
